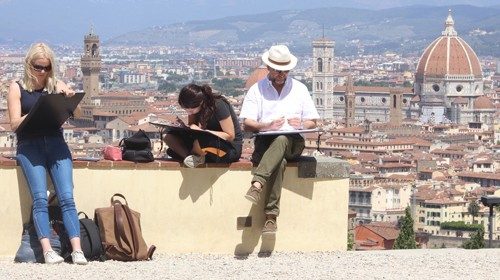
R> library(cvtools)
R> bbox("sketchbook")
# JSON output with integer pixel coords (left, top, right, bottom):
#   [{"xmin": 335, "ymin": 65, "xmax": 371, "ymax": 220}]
[
  {"xmin": 254, "ymin": 128, "xmax": 321, "ymax": 136},
  {"xmin": 16, "ymin": 92, "xmax": 85, "ymax": 134}
]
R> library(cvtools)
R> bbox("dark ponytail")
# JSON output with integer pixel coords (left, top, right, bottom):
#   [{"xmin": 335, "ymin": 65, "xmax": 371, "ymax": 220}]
[{"xmin": 178, "ymin": 83, "xmax": 227, "ymax": 129}]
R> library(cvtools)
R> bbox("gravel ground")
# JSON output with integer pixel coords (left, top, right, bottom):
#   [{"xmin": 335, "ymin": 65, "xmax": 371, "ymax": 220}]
[{"xmin": 0, "ymin": 249, "xmax": 498, "ymax": 280}]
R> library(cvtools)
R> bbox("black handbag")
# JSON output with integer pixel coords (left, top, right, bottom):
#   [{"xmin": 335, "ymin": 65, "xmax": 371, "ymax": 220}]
[
  {"xmin": 119, "ymin": 129, "xmax": 154, "ymax": 163},
  {"xmin": 58, "ymin": 212, "xmax": 105, "ymax": 261}
]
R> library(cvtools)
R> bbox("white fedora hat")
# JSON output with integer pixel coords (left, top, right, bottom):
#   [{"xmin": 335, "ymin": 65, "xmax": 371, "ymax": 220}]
[{"xmin": 261, "ymin": 45, "xmax": 297, "ymax": 71}]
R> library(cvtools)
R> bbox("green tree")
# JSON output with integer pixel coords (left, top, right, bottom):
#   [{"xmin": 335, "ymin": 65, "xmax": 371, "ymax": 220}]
[
  {"xmin": 462, "ymin": 227, "xmax": 485, "ymax": 249},
  {"xmin": 165, "ymin": 73, "xmax": 189, "ymax": 83},
  {"xmin": 467, "ymin": 200, "xmax": 480, "ymax": 224},
  {"xmin": 393, "ymin": 206, "xmax": 417, "ymax": 249},
  {"xmin": 347, "ymin": 231, "xmax": 354, "ymax": 251},
  {"xmin": 402, "ymin": 81, "xmax": 413, "ymax": 87},
  {"xmin": 211, "ymin": 78, "xmax": 245, "ymax": 96},
  {"xmin": 158, "ymin": 81, "xmax": 178, "ymax": 93}
]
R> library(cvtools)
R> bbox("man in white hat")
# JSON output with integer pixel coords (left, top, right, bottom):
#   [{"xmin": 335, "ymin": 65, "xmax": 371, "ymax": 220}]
[{"xmin": 239, "ymin": 45, "xmax": 319, "ymax": 235}]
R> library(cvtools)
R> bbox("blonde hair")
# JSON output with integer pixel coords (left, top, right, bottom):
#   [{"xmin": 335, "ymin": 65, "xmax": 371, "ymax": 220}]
[{"xmin": 20, "ymin": 42, "xmax": 58, "ymax": 93}]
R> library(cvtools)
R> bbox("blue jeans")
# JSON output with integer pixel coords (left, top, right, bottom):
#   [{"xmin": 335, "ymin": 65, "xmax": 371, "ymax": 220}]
[{"xmin": 16, "ymin": 135, "xmax": 80, "ymax": 240}]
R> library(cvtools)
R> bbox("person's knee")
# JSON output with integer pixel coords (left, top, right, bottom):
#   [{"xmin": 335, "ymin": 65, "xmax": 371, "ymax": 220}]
[
  {"xmin": 32, "ymin": 191, "xmax": 48, "ymax": 211},
  {"xmin": 57, "ymin": 192, "xmax": 76, "ymax": 209},
  {"xmin": 272, "ymin": 135, "xmax": 289, "ymax": 148},
  {"xmin": 275, "ymin": 135, "xmax": 288, "ymax": 143}
]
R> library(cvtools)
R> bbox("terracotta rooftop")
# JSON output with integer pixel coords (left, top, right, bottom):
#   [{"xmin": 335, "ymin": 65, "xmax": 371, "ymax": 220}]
[
  {"xmin": 473, "ymin": 96, "xmax": 495, "ymax": 110},
  {"xmin": 457, "ymin": 171, "xmax": 500, "ymax": 181},
  {"xmin": 245, "ymin": 65, "xmax": 268, "ymax": 90},
  {"xmin": 363, "ymin": 222, "xmax": 400, "ymax": 240}
]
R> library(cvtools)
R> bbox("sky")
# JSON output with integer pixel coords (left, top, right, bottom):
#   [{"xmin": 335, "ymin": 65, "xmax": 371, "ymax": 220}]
[{"xmin": 0, "ymin": 0, "xmax": 498, "ymax": 44}]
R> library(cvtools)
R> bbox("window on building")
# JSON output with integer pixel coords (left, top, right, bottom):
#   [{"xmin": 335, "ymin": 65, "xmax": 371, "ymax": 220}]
[{"xmin": 317, "ymin": 58, "xmax": 323, "ymax": 72}]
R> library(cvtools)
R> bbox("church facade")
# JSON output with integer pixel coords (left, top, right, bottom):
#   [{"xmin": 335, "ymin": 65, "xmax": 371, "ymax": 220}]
[
  {"xmin": 312, "ymin": 10, "xmax": 494, "ymax": 126},
  {"xmin": 312, "ymin": 39, "xmax": 414, "ymax": 125}
]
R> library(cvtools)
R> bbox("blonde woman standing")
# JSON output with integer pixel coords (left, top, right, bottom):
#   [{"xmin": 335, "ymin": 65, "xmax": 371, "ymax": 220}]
[{"xmin": 7, "ymin": 43, "xmax": 87, "ymax": 265}]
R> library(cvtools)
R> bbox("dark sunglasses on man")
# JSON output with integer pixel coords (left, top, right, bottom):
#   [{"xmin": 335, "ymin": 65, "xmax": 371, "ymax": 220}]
[
  {"xmin": 32, "ymin": 64, "xmax": 52, "ymax": 72},
  {"xmin": 269, "ymin": 67, "xmax": 289, "ymax": 74}
]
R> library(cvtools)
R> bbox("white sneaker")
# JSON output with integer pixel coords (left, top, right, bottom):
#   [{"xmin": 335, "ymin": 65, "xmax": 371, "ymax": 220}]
[
  {"xmin": 44, "ymin": 250, "xmax": 64, "ymax": 264},
  {"xmin": 183, "ymin": 154, "xmax": 205, "ymax": 168},
  {"xmin": 71, "ymin": 250, "xmax": 88, "ymax": 265}
]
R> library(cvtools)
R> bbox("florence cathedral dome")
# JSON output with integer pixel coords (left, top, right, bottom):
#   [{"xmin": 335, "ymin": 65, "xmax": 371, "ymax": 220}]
[
  {"xmin": 415, "ymin": 10, "xmax": 482, "ymax": 83},
  {"xmin": 413, "ymin": 10, "xmax": 488, "ymax": 125}
]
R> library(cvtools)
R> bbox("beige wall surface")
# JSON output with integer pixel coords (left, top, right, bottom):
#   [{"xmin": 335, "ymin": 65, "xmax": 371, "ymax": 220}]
[{"xmin": 1, "ymin": 164, "xmax": 349, "ymax": 256}]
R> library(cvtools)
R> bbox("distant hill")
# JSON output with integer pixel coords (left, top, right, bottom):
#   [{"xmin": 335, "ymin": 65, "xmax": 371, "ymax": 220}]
[{"xmin": 106, "ymin": 5, "xmax": 500, "ymax": 56}]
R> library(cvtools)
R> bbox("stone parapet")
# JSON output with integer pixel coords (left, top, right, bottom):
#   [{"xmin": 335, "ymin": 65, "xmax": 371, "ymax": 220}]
[{"xmin": 0, "ymin": 157, "xmax": 349, "ymax": 256}]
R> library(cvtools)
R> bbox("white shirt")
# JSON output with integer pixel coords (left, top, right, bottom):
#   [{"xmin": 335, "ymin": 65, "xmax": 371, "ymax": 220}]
[{"xmin": 240, "ymin": 76, "xmax": 320, "ymax": 128}]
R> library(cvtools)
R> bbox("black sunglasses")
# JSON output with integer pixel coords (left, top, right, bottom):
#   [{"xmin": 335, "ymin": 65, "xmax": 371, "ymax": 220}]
[
  {"xmin": 269, "ymin": 68, "xmax": 289, "ymax": 74},
  {"xmin": 32, "ymin": 64, "xmax": 52, "ymax": 72}
]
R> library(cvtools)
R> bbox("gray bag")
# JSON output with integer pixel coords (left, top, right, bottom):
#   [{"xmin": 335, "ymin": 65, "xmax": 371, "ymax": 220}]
[{"xmin": 14, "ymin": 223, "xmax": 62, "ymax": 263}]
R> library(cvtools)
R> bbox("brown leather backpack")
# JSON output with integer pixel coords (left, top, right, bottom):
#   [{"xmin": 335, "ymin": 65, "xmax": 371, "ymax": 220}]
[{"xmin": 94, "ymin": 193, "xmax": 155, "ymax": 261}]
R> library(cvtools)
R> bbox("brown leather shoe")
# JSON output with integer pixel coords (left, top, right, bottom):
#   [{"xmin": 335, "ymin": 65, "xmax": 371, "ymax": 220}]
[
  {"xmin": 245, "ymin": 185, "xmax": 261, "ymax": 204},
  {"xmin": 262, "ymin": 218, "xmax": 277, "ymax": 235}
]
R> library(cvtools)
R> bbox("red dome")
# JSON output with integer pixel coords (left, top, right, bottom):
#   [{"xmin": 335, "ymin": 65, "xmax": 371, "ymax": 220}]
[
  {"xmin": 415, "ymin": 11, "xmax": 482, "ymax": 82},
  {"xmin": 473, "ymin": 96, "xmax": 494, "ymax": 110}
]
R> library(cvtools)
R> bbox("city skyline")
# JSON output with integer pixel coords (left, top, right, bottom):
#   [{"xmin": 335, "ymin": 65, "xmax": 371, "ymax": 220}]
[
  {"xmin": 0, "ymin": 1, "xmax": 498, "ymax": 251},
  {"xmin": 0, "ymin": 0, "xmax": 498, "ymax": 45}
]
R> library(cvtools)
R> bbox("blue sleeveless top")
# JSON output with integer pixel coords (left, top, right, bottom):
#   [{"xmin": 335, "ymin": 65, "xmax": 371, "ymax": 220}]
[{"xmin": 17, "ymin": 82, "xmax": 63, "ymax": 141}]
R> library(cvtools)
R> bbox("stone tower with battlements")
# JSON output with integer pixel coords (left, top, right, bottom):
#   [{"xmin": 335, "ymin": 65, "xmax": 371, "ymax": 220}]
[
  {"xmin": 389, "ymin": 88, "xmax": 403, "ymax": 127},
  {"xmin": 345, "ymin": 74, "xmax": 355, "ymax": 127},
  {"xmin": 80, "ymin": 26, "xmax": 101, "ymax": 119}
]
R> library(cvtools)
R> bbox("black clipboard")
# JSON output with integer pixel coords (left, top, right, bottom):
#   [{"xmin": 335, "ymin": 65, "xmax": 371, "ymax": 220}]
[{"xmin": 16, "ymin": 92, "xmax": 85, "ymax": 134}]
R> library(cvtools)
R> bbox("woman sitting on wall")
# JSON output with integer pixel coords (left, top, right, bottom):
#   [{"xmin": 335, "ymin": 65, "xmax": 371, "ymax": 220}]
[{"xmin": 164, "ymin": 83, "xmax": 242, "ymax": 167}]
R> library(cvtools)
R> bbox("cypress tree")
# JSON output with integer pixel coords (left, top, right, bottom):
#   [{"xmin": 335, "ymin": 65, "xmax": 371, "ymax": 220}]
[
  {"xmin": 393, "ymin": 206, "xmax": 417, "ymax": 249},
  {"xmin": 467, "ymin": 200, "xmax": 480, "ymax": 224}
]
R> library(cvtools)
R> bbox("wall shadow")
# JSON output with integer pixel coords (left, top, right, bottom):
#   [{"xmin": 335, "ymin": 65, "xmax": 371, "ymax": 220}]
[
  {"xmin": 233, "ymin": 203, "xmax": 276, "ymax": 258},
  {"xmin": 283, "ymin": 179, "xmax": 314, "ymax": 200},
  {"xmin": 178, "ymin": 168, "xmax": 229, "ymax": 203}
]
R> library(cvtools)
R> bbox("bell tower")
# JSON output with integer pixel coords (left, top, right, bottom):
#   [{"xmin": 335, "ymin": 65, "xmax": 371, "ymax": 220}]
[
  {"xmin": 312, "ymin": 37, "xmax": 335, "ymax": 120},
  {"xmin": 80, "ymin": 26, "xmax": 101, "ymax": 118},
  {"xmin": 345, "ymin": 74, "xmax": 356, "ymax": 127},
  {"xmin": 389, "ymin": 88, "xmax": 403, "ymax": 127}
]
